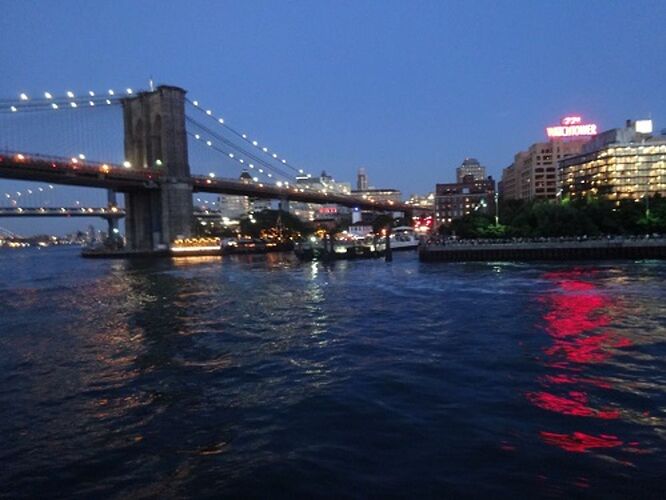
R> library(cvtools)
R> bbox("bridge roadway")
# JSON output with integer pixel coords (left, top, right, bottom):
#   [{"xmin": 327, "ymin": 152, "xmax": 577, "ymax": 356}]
[
  {"xmin": 0, "ymin": 207, "xmax": 231, "ymax": 219},
  {"xmin": 0, "ymin": 152, "xmax": 419, "ymax": 213}
]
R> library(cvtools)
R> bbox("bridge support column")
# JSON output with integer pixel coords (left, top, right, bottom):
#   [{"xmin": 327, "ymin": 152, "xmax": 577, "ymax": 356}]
[
  {"xmin": 106, "ymin": 190, "xmax": 119, "ymax": 241},
  {"xmin": 278, "ymin": 196, "xmax": 290, "ymax": 213},
  {"xmin": 122, "ymin": 86, "xmax": 193, "ymax": 250}
]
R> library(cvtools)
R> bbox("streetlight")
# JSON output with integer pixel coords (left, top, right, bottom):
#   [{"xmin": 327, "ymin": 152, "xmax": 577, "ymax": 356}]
[
  {"xmin": 641, "ymin": 193, "xmax": 650, "ymax": 219},
  {"xmin": 474, "ymin": 199, "xmax": 488, "ymax": 212},
  {"xmin": 494, "ymin": 192, "xmax": 499, "ymax": 226}
]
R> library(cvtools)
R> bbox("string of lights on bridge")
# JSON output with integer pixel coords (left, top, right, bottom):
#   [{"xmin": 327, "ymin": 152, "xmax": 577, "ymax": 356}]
[
  {"xmin": 184, "ymin": 99, "xmax": 351, "ymax": 197},
  {"xmin": 185, "ymin": 97, "xmax": 316, "ymax": 180},
  {"xmin": 0, "ymin": 183, "xmax": 110, "ymax": 211},
  {"xmin": 186, "ymin": 120, "xmax": 300, "ymax": 185},
  {"xmin": 0, "ymin": 89, "xmax": 132, "ymax": 113}
]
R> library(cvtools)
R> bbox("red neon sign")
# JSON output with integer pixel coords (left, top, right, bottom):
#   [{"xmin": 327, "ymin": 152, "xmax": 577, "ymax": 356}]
[{"xmin": 546, "ymin": 115, "xmax": 598, "ymax": 138}]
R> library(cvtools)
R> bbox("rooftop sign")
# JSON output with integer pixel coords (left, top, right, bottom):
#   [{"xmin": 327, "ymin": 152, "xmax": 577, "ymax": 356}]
[{"xmin": 546, "ymin": 116, "xmax": 598, "ymax": 139}]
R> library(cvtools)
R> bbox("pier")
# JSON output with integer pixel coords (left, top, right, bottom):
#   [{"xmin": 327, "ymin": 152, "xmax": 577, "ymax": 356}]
[{"xmin": 419, "ymin": 237, "xmax": 666, "ymax": 262}]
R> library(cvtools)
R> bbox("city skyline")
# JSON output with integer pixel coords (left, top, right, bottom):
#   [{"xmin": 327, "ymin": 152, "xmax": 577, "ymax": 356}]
[{"xmin": 1, "ymin": 0, "xmax": 665, "ymax": 233}]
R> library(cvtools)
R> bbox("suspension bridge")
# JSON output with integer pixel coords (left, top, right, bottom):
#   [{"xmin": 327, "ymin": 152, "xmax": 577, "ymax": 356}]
[{"xmin": 0, "ymin": 84, "xmax": 419, "ymax": 253}]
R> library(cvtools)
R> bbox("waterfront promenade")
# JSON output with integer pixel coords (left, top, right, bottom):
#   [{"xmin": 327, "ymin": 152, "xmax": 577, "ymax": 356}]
[{"xmin": 420, "ymin": 236, "xmax": 666, "ymax": 262}]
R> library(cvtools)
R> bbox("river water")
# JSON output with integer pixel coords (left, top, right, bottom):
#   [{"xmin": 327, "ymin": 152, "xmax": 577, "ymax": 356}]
[{"xmin": 1, "ymin": 248, "xmax": 665, "ymax": 498}]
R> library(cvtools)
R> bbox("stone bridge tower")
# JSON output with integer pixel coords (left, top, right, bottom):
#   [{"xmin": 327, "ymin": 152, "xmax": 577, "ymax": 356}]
[{"xmin": 122, "ymin": 85, "xmax": 193, "ymax": 250}]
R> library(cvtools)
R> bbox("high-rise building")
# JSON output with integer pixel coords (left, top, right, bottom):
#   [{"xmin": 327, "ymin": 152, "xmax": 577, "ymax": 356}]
[
  {"xmin": 435, "ymin": 175, "xmax": 496, "ymax": 225},
  {"xmin": 501, "ymin": 140, "xmax": 589, "ymax": 200},
  {"xmin": 456, "ymin": 158, "xmax": 486, "ymax": 183},
  {"xmin": 357, "ymin": 167, "xmax": 368, "ymax": 191},
  {"xmin": 501, "ymin": 115, "xmax": 600, "ymax": 201},
  {"xmin": 560, "ymin": 120, "xmax": 666, "ymax": 201}
]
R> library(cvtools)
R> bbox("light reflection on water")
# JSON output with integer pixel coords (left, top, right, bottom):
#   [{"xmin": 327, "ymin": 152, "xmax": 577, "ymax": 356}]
[{"xmin": 1, "ymin": 248, "xmax": 666, "ymax": 497}]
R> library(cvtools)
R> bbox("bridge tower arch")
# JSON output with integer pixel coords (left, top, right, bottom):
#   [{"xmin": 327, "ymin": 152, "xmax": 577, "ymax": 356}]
[{"xmin": 122, "ymin": 85, "xmax": 193, "ymax": 250}]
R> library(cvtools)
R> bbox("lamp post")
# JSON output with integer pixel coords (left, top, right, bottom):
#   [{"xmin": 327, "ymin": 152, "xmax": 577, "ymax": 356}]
[{"xmin": 494, "ymin": 192, "xmax": 499, "ymax": 226}]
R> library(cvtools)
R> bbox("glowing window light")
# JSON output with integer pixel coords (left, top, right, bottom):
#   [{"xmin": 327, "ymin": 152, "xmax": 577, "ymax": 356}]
[
  {"xmin": 123, "ymin": 161, "xmax": 132, "ymax": 168},
  {"xmin": 70, "ymin": 102, "xmax": 78, "ymax": 108}
]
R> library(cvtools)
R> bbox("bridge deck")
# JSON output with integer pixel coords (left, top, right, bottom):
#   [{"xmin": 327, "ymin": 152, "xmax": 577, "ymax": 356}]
[{"xmin": 0, "ymin": 152, "xmax": 422, "ymax": 212}]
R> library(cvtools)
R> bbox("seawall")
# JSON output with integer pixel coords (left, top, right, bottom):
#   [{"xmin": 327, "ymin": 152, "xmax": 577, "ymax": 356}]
[{"xmin": 419, "ymin": 239, "xmax": 666, "ymax": 262}]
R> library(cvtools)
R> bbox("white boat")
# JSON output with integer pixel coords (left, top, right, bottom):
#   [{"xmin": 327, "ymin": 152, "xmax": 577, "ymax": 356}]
[{"xmin": 389, "ymin": 226, "xmax": 420, "ymax": 250}]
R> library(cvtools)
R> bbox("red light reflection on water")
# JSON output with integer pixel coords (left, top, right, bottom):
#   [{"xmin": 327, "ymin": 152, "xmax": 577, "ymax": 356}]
[
  {"xmin": 530, "ymin": 269, "xmax": 633, "ymax": 455},
  {"xmin": 540, "ymin": 431, "xmax": 623, "ymax": 453},
  {"xmin": 527, "ymin": 391, "xmax": 619, "ymax": 419}
]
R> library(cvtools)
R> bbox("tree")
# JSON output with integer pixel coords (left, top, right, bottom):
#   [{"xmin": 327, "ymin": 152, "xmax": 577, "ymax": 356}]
[{"xmin": 239, "ymin": 209, "xmax": 309, "ymax": 239}]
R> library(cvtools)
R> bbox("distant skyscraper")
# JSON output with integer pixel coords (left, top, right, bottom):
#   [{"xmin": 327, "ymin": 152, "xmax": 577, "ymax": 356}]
[
  {"xmin": 456, "ymin": 158, "xmax": 486, "ymax": 183},
  {"xmin": 357, "ymin": 167, "xmax": 368, "ymax": 191}
]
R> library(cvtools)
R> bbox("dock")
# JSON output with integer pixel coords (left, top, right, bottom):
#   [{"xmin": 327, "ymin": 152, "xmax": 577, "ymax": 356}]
[{"xmin": 419, "ymin": 238, "xmax": 666, "ymax": 262}]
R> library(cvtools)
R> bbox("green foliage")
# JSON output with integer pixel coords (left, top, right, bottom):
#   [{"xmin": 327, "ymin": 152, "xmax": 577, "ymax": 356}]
[
  {"xmin": 443, "ymin": 196, "xmax": 666, "ymax": 239},
  {"xmin": 371, "ymin": 214, "xmax": 395, "ymax": 233},
  {"xmin": 239, "ymin": 209, "xmax": 309, "ymax": 238}
]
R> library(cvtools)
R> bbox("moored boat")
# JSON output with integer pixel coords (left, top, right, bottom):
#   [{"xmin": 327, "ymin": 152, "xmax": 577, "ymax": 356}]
[{"xmin": 389, "ymin": 226, "xmax": 420, "ymax": 251}]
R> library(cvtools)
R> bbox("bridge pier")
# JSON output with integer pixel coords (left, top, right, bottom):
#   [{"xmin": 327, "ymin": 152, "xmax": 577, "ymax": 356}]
[
  {"xmin": 122, "ymin": 86, "xmax": 193, "ymax": 250},
  {"xmin": 106, "ymin": 189, "xmax": 119, "ymax": 241},
  {"xmin": 278, "ymin": 196, "xmax": 290, "ymax": 213}
]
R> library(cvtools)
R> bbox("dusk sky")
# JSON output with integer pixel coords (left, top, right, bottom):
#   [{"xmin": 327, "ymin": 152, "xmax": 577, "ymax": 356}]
[{"xmin": 1, "ymin": 0, "xmax": 665, "ymax": 233}]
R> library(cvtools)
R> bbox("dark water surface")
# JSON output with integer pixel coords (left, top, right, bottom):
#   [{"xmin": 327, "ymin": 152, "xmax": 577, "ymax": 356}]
[{"xmin": 1, "ymin": 248, "xmax": 665, "ymax": 498}]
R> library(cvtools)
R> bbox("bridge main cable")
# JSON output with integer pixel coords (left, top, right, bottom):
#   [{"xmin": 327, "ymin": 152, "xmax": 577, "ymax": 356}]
[
  {"xmin": 185, "ymin": 98, "xmax": 315, "ymax": 178},
  {"xmin": 185, "ymin": 116, "xmax": 297, "ymax": 181}
]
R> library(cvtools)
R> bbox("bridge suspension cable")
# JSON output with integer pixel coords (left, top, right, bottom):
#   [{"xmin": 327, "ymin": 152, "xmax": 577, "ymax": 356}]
[
  {"xmin": 0, "ymin": 227, "xmax": 19, "ymax": 238},
  {"xmin": 186, "ymin": 116, "xmax": 297, "ymax": 182},
  {"xmin": 0, "ymin": 89, "xmax": 129, "ymax": 114},
  {"xmin": 185, "ymin": 97, "xmax": 317, "ymax": 179},
  {"xmin": 0, "ymin": 89, "xmax": 127, "ymax": 166}
]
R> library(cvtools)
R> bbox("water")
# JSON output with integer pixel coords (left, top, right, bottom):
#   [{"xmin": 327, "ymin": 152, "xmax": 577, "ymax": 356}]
[{"xmin": 1, "ymin": 248, "xmax": 665, "ymax": 498}]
